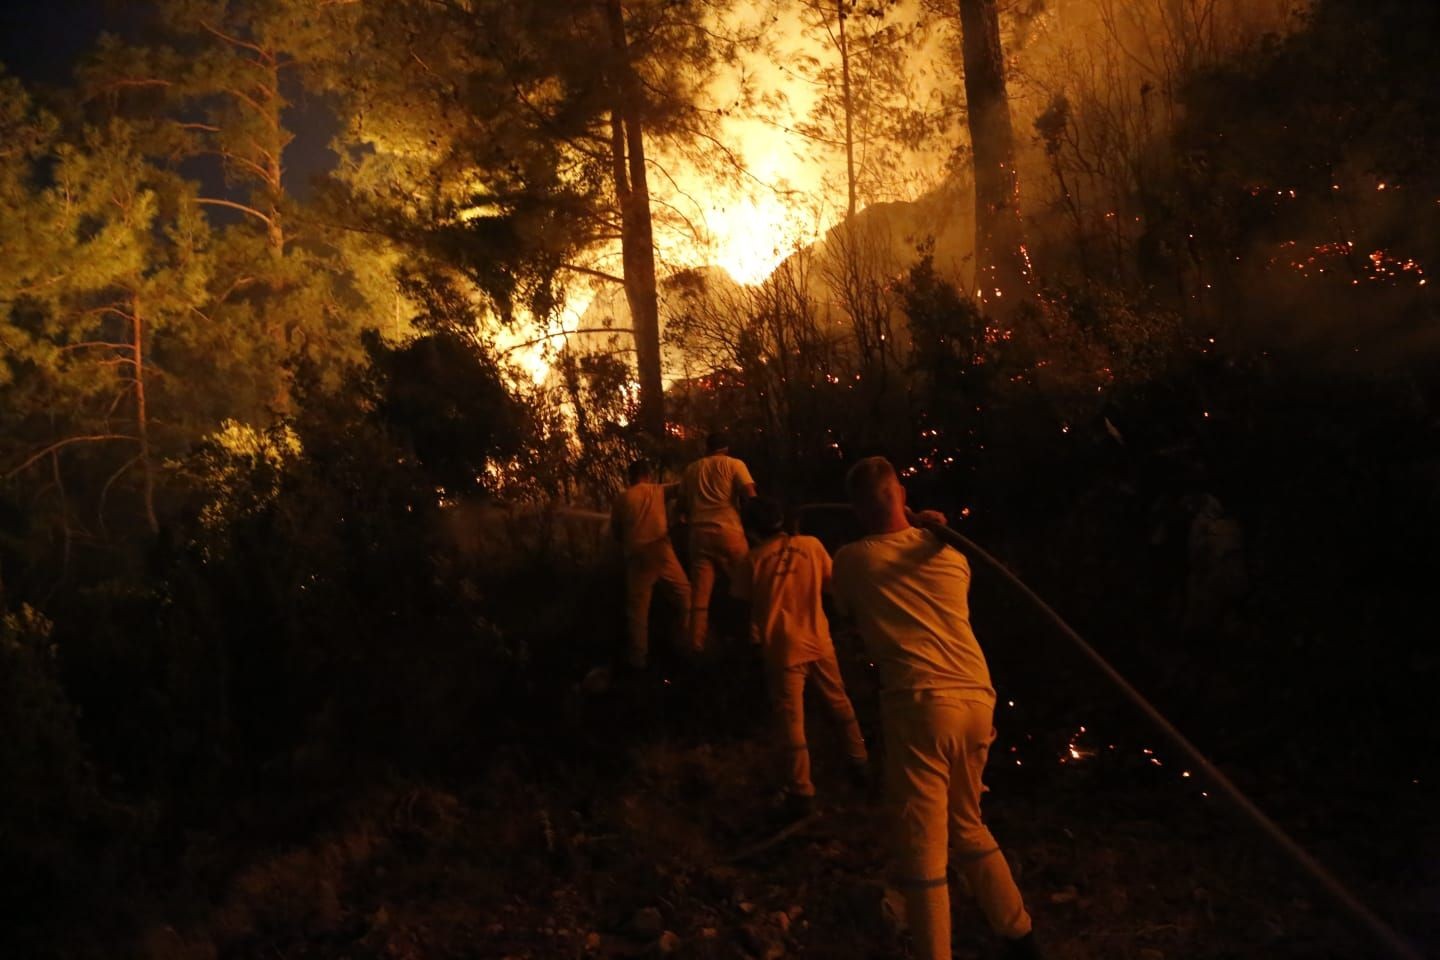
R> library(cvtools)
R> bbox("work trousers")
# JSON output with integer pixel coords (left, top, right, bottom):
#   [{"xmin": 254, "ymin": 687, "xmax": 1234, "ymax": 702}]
[
  {"xmin": 624, "ymin": 538, "xmax": 691, "ymax": 668},
  {"xmin": 767, "ymin": 653, "xmax": 868, "ymax": 797},
  {"xmin": 884, "ymin": 693, "xmax": 1031, "ymax": 959},
  {"xmin": 687, "ymin": 523, "xmax": 748, "ymax": 651}
]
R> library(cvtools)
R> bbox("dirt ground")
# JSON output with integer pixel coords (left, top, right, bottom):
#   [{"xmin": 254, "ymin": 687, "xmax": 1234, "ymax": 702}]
[{"xmin": 135, "ymin": 645, "xmax": 1436, "ymax": 960}]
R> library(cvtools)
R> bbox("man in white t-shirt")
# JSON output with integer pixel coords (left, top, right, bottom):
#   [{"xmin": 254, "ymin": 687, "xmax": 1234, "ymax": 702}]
[
  {"xmin": 680, "ymin": 431, "xmax": 756, "ymax": 651},
  {"xmin": 611, "ymin": 459, "xmax": 690, "ymax": 668},
  {"xmin": 831, "ymin": 457, "xmax": 1039, "ymax": 960}
]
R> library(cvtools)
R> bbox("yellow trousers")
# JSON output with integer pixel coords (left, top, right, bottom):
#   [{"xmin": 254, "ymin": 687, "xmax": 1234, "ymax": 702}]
[
  {"xmin": 884, "ymin": 693, "xmax": 1031, "ymax": 959},
  {"xmin": 767, "ymin": 653, "xmax": 868, "ymax": 797},
  {"xmin": 624, "ymin": 539, "xmax": 691, "ymax": 668},
  {"xmin": 687, "ymin": 523, "xmax": 748, "ymax": 651}
]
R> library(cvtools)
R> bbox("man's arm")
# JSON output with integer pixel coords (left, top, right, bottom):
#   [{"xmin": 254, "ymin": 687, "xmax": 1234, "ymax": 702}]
[
  {"xmin": 826, "ymin": 547, "xmax": 855, "ymax": 629},
  {"xmin": 733, "ymin": 458, "xmax": 757, "ymax": 501},
  {"xmin": 908, "ymin": 508, "xmax": 948, "ymax": 530},
  {"xmin": 676, "ymin": 467, "xmax": 694, "ymax": 523},
  {"xmin": 817, "ymin": 540, "xmax": 835, "ymax": 595},
  {"xmin": 730, "ymin": 553, "xmax": 753, "ymax": 602},
  {"xmin": 730, "ymin": 555, "xmax": 764, "ymax": 645}
]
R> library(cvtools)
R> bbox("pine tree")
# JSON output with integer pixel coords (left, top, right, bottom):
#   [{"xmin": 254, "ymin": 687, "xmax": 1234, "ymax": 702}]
[
  {"xmin": 1, "ymin": 90, "xmax": 212, "ymax": 534},
  {"xmin": 793, "ymin": 0, "xmax": 932, "ymax": 219},
  {"xmin": 81, "ymin": 0, "xmax": 397, "ymax": 416},
  {"xmin": 955, "ymin": 0, "xmax": 1029, "ymax": 302},
  {"xmin": 309, "ymin": 0, "xmax": 737, "ymax": 441}
]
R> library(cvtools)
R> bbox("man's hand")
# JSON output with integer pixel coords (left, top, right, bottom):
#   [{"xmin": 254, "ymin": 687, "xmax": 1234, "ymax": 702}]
[{"xmin": 909, "ymin": 508, "xmax": 948, "ymax": 530}]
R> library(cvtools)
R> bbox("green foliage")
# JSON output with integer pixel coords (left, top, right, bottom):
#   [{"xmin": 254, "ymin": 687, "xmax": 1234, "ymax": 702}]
[
  {"xmin": 368, "ymin": 330, "xmax": 527, "ymax": 497},
  {"xmin": 0, "ymin": 605, "xmax": 92, "ymax": 835},
  {"xmin": 0, "ymin": 603, "xmax": 118, "ymax": 959},
  {"xmin": 0, "ymin": 102, "xmax": 215, "ymax": 537}
]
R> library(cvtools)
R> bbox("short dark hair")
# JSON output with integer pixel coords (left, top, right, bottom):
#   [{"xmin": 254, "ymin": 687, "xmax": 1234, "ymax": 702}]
[
  {"xmin": 743, "ymin": 495, "xmax": 785, "ymax": 536},
  {"xmin": 845, "ymin": 456, "xmax": 898, "ymax": 511},
  {"xmin": 706, "ymin": 430, "xmax": 731, "ymax": 453},
  {"xmin": 627, "ymin": 459, "xmax": 652, "ymax": 484}
]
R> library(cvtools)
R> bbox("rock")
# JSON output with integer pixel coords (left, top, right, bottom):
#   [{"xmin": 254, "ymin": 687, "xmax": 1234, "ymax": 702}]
[
  {"xmin": 737, "ymin": 900, "xmax": 757, "ymax": 915},
  {"xmin": 700, "ymin": 927, "xmax": 718, "ymax": 939},
  {"xmin": 1049, "ymin": 886, "xmax": 1079, "ymax": 904},
  {"xmin": 740, "ymin": 921, "xmax": 785, "ymax": 959},
  {"xmin": 140, "ymin": 926, "xmax": 217, "ymax": 960},
  {"xmin": 586, "ymin": 932, "xmax": 602, "ymax": 949},
  {"xmin": 631, "ymin": 907, "xmax": 664, "ymax": 938},
  {"xmin": 656, "ymin": 930, "xmax": 681, "ymax": 954},
  {"xmin": 770, "ymin": 911, "xmax": 791, "ymax": 933},
  {"xmin": 581, "ymin": 665, "xmax": 613, "ymax": 694}
]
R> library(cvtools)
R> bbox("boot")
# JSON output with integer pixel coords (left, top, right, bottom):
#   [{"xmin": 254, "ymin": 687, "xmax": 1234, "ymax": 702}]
[
  {"xmin": 1000, "ymin": 931, "xmax": 1044, "ymax": 960},
  {"xmin": 767, "ymin": 791, "xmax": 814, "ymax": 831}
]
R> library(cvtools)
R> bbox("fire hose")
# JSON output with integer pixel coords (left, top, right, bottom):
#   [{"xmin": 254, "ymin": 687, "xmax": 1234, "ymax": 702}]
[
  {"xmin": 556, "ymin": 499, "xmax": 1423, "ymax": 957},
  {"xmin": 791, "ymin": 502, "xmax": 1424, "ymax": 960}
]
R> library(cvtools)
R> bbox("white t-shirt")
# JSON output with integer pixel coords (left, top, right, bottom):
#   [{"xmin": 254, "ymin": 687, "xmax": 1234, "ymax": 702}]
[
  {"xmin": 681, "ymin": 454, "xmax": 754, "ymax": 532},
  {"xmin": 832, "ymin": 526, "xmax": 995, "ymax": 705},
  {"xmin": 611, "ymin": 482, "xmax": 670, "ymax": 556}
]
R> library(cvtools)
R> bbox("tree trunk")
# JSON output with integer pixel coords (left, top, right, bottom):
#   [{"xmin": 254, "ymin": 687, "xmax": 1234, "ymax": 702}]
[
  {"xmin": 131, "ymin": 293, "xmax": 159, "ymax": 534},
  {"xmin": 957, "ymin": 0, "xmax": 1029, "ymax": 303},
  {"xmin": 603, "ymin": 0, "xmax": 666, "ymax": 441},
  {"xmin": 255, "ymin": 49, "xmax": 291, "ymax": 413},
  {"xmin": 837, "ymin": 0, "xmax": 857, "ymax": 221},
  {"xmin": 259, "ymin": 54, "xmax": 286, "ymax": 259}
]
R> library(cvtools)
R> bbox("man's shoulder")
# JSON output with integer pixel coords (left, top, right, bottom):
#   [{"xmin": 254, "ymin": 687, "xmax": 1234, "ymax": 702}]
[
  {"xmin": 832, "ymin": 539, "xmax": 865, "ymax": 572},
  {"xmin": 794, "ymin": 533, "xmax": 829, "ymax": 554},
  {"xmin": 722, "ymin": 454, "xmax": 753, "ymax": 476}
]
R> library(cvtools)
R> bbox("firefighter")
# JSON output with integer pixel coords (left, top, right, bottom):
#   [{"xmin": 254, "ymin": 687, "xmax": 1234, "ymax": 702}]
[
  {"xmin": 611, "ymin": 458, "xmax": 690, "ymax": 668},
  {"xmin": 732, "ymin": 496, "xmax": 868, "ymax": 821},
  {"xmin": 831, "ymin": 457, "xmax": 1041, "ymax": 960},
  {"xmin": 679, "ymin": 430, "xmax": 756, "ymax": 651}
]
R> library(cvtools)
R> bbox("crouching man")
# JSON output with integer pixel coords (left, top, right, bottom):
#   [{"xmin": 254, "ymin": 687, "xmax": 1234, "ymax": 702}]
[
  {"xmin": 831, "ymin": 457, "xmax": 1040, "ymax": 960},
  {"xmin": 732, "ymin": 496, "xmax": 869, "ymax": 822},
  {"xmin": 612, "ymin": 459, "xmax": 691, "ymax": 669}
]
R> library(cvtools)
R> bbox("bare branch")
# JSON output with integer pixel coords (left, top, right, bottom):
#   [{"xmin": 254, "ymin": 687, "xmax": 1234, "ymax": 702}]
[
  {"xmin": 199, "ymin": 19, "xmax": 274, "ymax": 62},
  {"xmin": 196, "ymin": 197, "xmax": 276, "ymax": 228},
  {"xmin": 501, "ymin": 326, "xmax": 636, "ymax": 355},
  {"xmin": 5, "ymin": 435, "xmax": 137, "ymax": 480},
  {"xmin": 559, "ymin": 262, "xmax": 626, "ymax": 285},
  {"xmin": 97, "ymin": 454, "xmax": 144, "ymax": 533},
  {"xmin": 58, "ymin": 341, "xmax": 136, "ymax": 354}
]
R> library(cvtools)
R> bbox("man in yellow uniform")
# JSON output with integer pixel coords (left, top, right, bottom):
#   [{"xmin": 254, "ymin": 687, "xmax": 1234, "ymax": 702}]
[
  {"xmin": 732, "ymin": 497, "xmax": 868, "ymax": 821},
  {"xmin": 680, "ymin": 431, "xmax": 756, "ymax": 651},
  {"xmin": 832, "ymin": 457, "xmax": 1039, "ymax": 960},
  {"xmin": 611, "ymin": 459, "xmax": 690, "ymax": 669}
]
